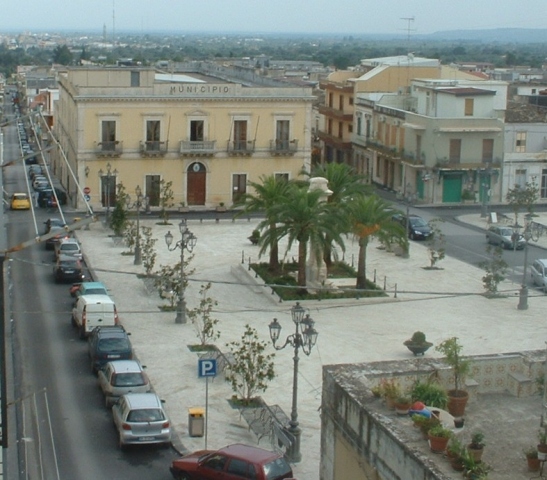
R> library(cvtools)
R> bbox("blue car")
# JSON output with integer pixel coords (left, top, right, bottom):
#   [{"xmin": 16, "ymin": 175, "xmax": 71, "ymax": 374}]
[{"xmin": 70, "ymin": 281, "xmax": 109, "ymax": 298}]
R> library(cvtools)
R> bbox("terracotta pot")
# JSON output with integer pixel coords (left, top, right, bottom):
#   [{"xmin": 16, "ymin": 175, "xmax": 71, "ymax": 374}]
[
  {"xmin": 428, "ymin": 433, "xmax": 449, "ymax": 453},
  {"xmin": 394, "ymin": 402, "xmax": 411, "ymax": 415},
  {"xmin": 527, "ymin": 456, "xmax": 541, "ymax": 472},
  {"xmin": 447, "ymin": 389, "xmax": 469, "ymax": 417},
  {"xmin": 451, "ymin": 457, "xmax": 465, "ymax": 472},
  {"xmin": 467, "ymin": 445, "xmax": 484, "ymax": 463}
]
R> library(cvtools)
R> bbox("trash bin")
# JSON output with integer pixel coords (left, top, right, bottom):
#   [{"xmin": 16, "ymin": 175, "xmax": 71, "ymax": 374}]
[{"xmin": 188, "ymin": 407, "xmax": 205, "ymax": 437}]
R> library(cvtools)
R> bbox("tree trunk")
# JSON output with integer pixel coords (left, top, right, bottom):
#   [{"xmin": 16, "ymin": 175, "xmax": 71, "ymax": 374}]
[
  {"xmin": 355, "ymin": 238, "xmax": 368, "ymax": 290},
  {"xmin": 268, "ymin": 222, "xmax": 280, "ymax": 270},
  {"xmin": 297, "ymin": 240, "xmax": 308, "ymax": 293}
]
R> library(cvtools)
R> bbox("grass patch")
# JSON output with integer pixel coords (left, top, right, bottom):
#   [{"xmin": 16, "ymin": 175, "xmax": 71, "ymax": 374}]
[
  {"xmin": 188, "ymin": 344, "xmax": 218, "ymax": 352},
  {"xmin": 158, "ymin": 305, "xmax": 176, "ymax": 311},
  {"xmin": 227, "ymin": 397, "xmax": 264, "ymax": 409},
  {"xmin": 251, "ymin": 261, "xmax": 385, "ymax": 301}
]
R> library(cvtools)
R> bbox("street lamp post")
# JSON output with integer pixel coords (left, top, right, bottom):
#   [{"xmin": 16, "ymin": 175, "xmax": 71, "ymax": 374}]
[
  {"xmin": 515, "ymin": 215, "xmax": 543, "ymax": 310},
  {"xmin": 402, "ymin": 184, "xmax": 415, "ymax": 259},
  {"xmin": 268, "ymin": 302, "xmax": 318, "ymax": 463},
  {"xmin": 98, "ymin": 162, "xmax": 117, "ymax": 223},
  {"xmin": 126, "ymin": 186, "xmax": 145, "ymax": 265},
  {"xmin": 164, "ymin": 219, "xmax": 197, "ymax": 324}
]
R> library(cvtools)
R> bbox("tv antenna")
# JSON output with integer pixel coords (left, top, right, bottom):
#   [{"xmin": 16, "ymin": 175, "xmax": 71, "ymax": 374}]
[{"xmin": 400, "ymin": 16, "xmax": 416, "ymax": 43}]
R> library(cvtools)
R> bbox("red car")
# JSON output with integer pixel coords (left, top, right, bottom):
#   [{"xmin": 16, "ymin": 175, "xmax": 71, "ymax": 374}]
[{"xmin": 170, "ymin": 443, "xmax": 294, "ymax": 480}]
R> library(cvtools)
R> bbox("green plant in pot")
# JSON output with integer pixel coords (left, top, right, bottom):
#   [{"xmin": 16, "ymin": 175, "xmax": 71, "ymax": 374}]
[
  {"xmin": 436, "ymin": 337, "xmax": 471, "ymax": 417},
  {"xmin": 467, "ymin": 431, "xmax": 485, "ymax": 462},
  {"xmin": 524, "ymin": 446, "xmax": 541, "ymax": 472},
  {"xmin": 447, "ymin": 436, "xmax": 466, "ymax": 471},
  {"xmin": 428, "ymin": 424, "xmax": 452, "ymax": 453},
  {"xmin": 410, "ymin": 379, "xmax": 448, "ymax": 409},
  {"xmin": 394, "ymin": 394, "xmax": 412, "ymax": 415},
  {"xmin": 462, "ymin": 449, "xmax": 491, "ymax": 479},
  {"xmin": 538, "ymin": 429, "xmax": 547, "ymax": 460},
  {"xmin": 404, "ymin": 331, "xmax": 433, "ymax": 356},
  {"xmin": 248, "ymin": 229, "xmax": 260, "ymax": 245}
]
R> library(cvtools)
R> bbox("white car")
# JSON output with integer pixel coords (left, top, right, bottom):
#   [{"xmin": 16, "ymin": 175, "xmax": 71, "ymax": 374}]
[
  {"xmin": 55, "ymin": 238, "xmax": 82, "ymax": 260},
  {"xmin": 98, "ymin": 360, "xmax": 150, "ymax": 407},
  {"xmin": 112, "ymin": 393, "xmax": 171, "ymax": 449}
]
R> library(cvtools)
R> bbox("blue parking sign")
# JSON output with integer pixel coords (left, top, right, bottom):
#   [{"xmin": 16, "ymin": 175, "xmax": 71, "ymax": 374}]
[{"xmin": 198, "ymin": 359, "xmax": 217, "ymax": 378}]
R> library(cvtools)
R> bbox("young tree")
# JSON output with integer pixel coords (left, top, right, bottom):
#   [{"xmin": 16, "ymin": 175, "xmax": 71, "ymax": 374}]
[
  {"xmin": 479, "ymin": 246, "xmax": 508, "ymax": 296},
  {"xmin": 123, "ymin": 221, "xmax": 137, "ymax": 254},
  {"xmin": 225, "ymin": 325, "xmax": 275, "ymax": 404},
  {"xmin": 153, "ymin": 256, "xmax": 195, "ymax": 308},
  {"xmin": 187, "ymin": 283, "xmax": 220, "ymax": 346},
  {"xmin": 158, "ymin": 179, "xmax": 174, "ymax": 225},
  {"xmin": 506, "ymin": 181, "xmax": 539, "ymax": 223},
  {"xmin": 109, "ymin": 183, "xmax": 130, "ymax": 236},
  {"xmin": 426, "ymin": 218, "xmax": 446, "ymax": 269},
  {"xmin": 140, "ymin": 226, "xmax": 157, "ymax": 276}
]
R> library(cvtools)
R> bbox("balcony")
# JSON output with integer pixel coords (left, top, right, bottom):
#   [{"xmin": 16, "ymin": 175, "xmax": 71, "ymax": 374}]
[
  {"xmin": 270, "ymin": 139, "xmax": 298, "ymax": 156},
  {"xmin": 317, "ymin": 130, "xmax": 352, "ymax": 150},
  {"xmin": 95, "ymin": 141, "xmax": 123, "ymax": 157},
  {"xmin": 317, "ymin": 105, "xmax": 353, "ymax": 122},
  {"xmin": 140, "ymin": 141, "xmax": 167, "ymax": 157},
  {"xmin": 179, "ymin": 140, "xmax": 216, "ymax": 157},
  {"xmin": 227, "ymin": 140, "xmax": 255, "ymax": 156}
]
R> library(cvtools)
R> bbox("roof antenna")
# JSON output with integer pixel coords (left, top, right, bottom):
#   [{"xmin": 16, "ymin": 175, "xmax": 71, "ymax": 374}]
[{"xmin": 400, "ymin": 16, "xmax": 416, "ymax": 44}]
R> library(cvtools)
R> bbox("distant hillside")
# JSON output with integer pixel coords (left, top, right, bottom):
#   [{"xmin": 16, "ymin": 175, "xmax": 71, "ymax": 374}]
[{"xmin": 421, "ymin": 28, "xmax": 547, "ymax": 43}]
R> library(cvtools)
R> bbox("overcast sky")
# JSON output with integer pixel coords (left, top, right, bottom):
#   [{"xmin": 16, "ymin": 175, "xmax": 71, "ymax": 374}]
[{"xmin": 3, "ymin": 0, "xmax": 547, "ymax": 35}]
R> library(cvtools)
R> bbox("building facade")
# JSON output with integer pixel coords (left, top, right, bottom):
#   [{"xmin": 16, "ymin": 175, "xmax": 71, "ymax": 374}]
[{"xmin": 52, "ymin": 66, "xmax": 314, "ymax": 210}]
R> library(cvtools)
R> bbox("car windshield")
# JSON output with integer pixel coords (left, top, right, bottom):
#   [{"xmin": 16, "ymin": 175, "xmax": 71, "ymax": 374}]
[
  {"xmin": 264, "ymin": 457, "xmax": 292, "ymax": 479},
  {"xmin": 112, "ymin": 372, "xmax": 146, "ymax": 387},
  {"xmin": 84, "ymin": 288, "xmax": 107, "ymax": 295},
  {"xmin": 14, "ymin": 194, "xmax": 27, "ymax": 200},
  {"xmin": 98, "ymin": 338, "xmax": 131, "ymax": 352},
  {"xmin": 499, "ymin": 228, "xmax": 513, "ymax": 236},
  {"xmin": 60, "ymin": 260, "xmax": 79, "ymax": 268},
  {"xmin": 409, "ymin": 217, "xmax": 428, "ymax": 228},
  {"xmin": 127, "ymin": 408, "xmax": 165, "ymax": 422},
  {"xmin": 61, "ymin": 244, "xmax": 79, "ymax": 251}
]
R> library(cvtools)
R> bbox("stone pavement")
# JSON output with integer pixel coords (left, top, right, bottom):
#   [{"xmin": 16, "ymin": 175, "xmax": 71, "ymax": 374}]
[{"xmin": 73, "ymin": 212, "xmax": 547, "ymax": 480}]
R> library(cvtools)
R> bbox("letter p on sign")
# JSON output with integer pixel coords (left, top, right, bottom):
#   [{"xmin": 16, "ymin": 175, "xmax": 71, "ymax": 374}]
[{"xmin": 198, "ymin": 359, "xmax": 217, "ymax": 378}]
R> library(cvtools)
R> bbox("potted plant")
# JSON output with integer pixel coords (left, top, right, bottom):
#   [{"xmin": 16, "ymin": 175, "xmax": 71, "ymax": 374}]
[
  {"xmin": 404, "ymin": 331, "xmax": 433, "ymax": 355},
  {"xmin": 178, "ymin": 201, "xmax": 189, "ymax": 213},
  {"xmin": 524, "ymin": 446, "xmax": 541, "ymax": 472},
  {"xmin": 467, "ymin": 431, "xmax": 485, "ymax": 462},
  {"xmin": 413, "ymin": 415, "xmax": 440, "ymax": 439},
  {"xmin": 428, "ymin": 424, "xmax": 452, "ymax": 453},
  {"xmin": 538, "ymin": 429, "xmax": 547, "ymax": 460},
  {"xmin": 436, "ymin": 337, "xmax": 471, "ymax": 417},
  {"xmin": 248, "ymin": 229, "xmax": 260, "ymax": 245},
  {"xmin": 447, "ymin": 436, "xmax": 466, "ymax": 471},
  {"xmin": 216, "ymin": 202, "xmax": 227, "ymax": 212},
  {"xmin": 394, "ymin": 394, "xmax": 412, "ymax": 415},
  {"xmin": 410, "ymin": 379, "xmax": 448, "ymax": 409},
  {"xmin": 379, "ymin": 378, "xmax": 401, "ymax": 409},
  {"xmin": 462, "ymin": 454, "xmax": 491, "ymax": 479}
]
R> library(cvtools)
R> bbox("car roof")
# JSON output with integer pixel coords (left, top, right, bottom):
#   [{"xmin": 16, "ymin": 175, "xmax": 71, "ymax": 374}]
[
  {"xmin": 123, "ymin": 393, "xmax": 161, "ymax": 409},
  {"xmin": 12, "ymin": 192, "xmax": 28, "ymax": 198},
  {"xmin": 78, "ymin": 294, "xmax": 115, "ymax": 303},
  {"xmin": 535, "ymin": 259, "xmax": 547, "ymax": 267},
  {"xmin": 216, "ymin": 443, "xmax": 282, "ymax": 463},
  {"xmin": 80, "ymin": 281, "xmax": 106, "ymax": 290},
  {"xmin": 58, "ymin": 238, "xmax": 79, "ymax": 245},
  {"xmin": 58, "ymin": 254, "xmax": 80, "ymax": 262},
  {"xmin": 106, "ymin": 360, "xmax": 143, "ymax": 373}
]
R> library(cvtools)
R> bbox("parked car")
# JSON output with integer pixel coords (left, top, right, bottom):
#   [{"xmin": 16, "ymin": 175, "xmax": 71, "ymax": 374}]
[
  {"xmin": 392, "ymin": 213, "xmax": 432, "ymax": 240},
  {"xmin": 88, "ymin": 325, "xmax": 132, "ymax": 373},
  {"xmin": 170, "ymin": 443, "xmax": 294, "ymax": 480},
  {"xmin": 54, "ymin": 238, "xmax": 82, "ymax": 260},
  {"xmin": 72, "ymin": 294, "xmax": 119, "ymax": 339},
  {"xmin": 45, "ymin": 226, "xmax": 71, "ymax": 250},
  {"xmin": 98, "ymin": 360, "xmax": 150, "ymax": 407},
  {"xmin": 70, "ymin": 281, "xmax": 109, "ymax": 298},
  {"xmin": 44, "ymin": 217, "xmax": 66, "ymax": 234},
  {"xmin": 33, "ymin": 180, "xmax": 50, "ymax": 192},
  {"xmin": 486, "ymin": 225, "xmax": 525, "ymax": 250},
  {"xmin": 38, "ymin": 190, "xmax": 58, "ymax": 208},
  {"xmin": 10, "ymin": 193, "xmax": 31, "ymax": 210},
  {"xmin": 112, "ymin": 393, "xmax": 171, "ymax": 449},
  {"xmin": 531, "ymin": 259, "xmax": 547, "ymax": 292},
  {"xmin": 53, "ymin": 255, "xmax": 84, "ymax": 284}
]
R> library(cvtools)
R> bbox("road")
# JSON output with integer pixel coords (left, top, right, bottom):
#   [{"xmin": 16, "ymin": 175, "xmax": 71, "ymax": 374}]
[{"xmin": 3, "ymin": 96, "xmax": 177, "ymax": 479}]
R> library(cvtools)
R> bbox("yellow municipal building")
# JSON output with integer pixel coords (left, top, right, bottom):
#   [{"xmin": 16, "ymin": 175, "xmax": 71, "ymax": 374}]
[{"xmin": 52, "ymin": 65, "xmax": 314, "ymax": 211}]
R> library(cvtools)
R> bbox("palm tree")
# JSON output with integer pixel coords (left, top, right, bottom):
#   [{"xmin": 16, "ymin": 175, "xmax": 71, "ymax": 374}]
[
  {"xmin": 309, "ymin": 163, "xmax": 370, "ymax": 267},
  {"xmin": 349, "ymin": 195, "xmax": 406, "ymax": 290},
  {"xmin": 235, "ymin": 175, "xmax": 291, "ymax": 270},
  {"xmin": 265, "ymin": 184, "xmax": 345, "ymax": 294}
]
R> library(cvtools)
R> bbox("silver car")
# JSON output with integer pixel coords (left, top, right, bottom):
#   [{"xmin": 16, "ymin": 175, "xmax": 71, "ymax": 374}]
[
  {"xmin": 98, "ymin": 360, "xmax": 151, "ymax": 407},
  {"xmin": 485, "ymin": 225, "xmax": 525, "ymax": 250},
  {"xmin": 531, "ymin": 259, "xmax": 547, "ymax": 292},
  {"xmin": 112, "ymin": 393, "xmax": 171, "ymax": 449}
]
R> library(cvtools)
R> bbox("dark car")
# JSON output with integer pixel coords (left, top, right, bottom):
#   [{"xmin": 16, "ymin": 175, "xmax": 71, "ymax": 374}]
[
  {"xmin": 45, "ymin": 225, "xmax": 71, "ymax": 250},
  {"xmin": 170, "ymin": 443, "xmax": 294, "ymax": 480},
  {"xmin": 392, "ymin": 213, "xmax": 432, "ymax": 240},
  {"xmin": 38, "ymin": 190, "xmax": 58, "ymax": 208},
  {"xmin": 53, "ymin": 255, "xmax": 84, "ymax": 284},
  {"xmin": 88, "ymin": 325, "xmax": 132, "ymax": 373}
]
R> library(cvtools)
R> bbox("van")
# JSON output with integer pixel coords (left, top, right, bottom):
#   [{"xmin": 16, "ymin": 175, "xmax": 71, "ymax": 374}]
[{"xmin": 72, "ymin": 294, "xmax": 119, "ymax": 339}]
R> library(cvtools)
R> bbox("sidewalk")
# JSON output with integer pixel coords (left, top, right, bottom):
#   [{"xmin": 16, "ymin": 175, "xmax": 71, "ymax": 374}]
[{"xmin": 75, "ymin": 213, "xmax": 547, "ymax": 479}]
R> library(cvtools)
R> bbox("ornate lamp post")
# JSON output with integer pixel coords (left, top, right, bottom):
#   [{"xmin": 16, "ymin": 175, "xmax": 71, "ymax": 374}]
[
  {"xmin": 402, "ymin": 183, "xmax": 416, "ymax": 259},
  {"xmin": 126, "ymin": 185, "xmax": 146, "ymax": 265},
  {"xmin": 480, "ymin": 167, "xmax": 492, "ymax": 219},
  {"xmin": 268, "ymin": 302, "xmax": 318, "ymax": 463},
  {"xmin": 514, "ymin": 215, "xmax": 544, "ymax": 310},
  {"xmin": 98, "ymin": 162, "xmax": 117, "ymax": 223},
  {"xmin": 164, "ymin": 219, "xmax": 197, "ymax": 324}
]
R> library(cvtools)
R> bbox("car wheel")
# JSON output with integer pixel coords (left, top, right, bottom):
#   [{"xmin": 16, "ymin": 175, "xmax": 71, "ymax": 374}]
[
  {"xmin": 105, "ymin": 396, "xmax": 112, "ymax": 408},
  {"xmin": 174, "ymin": 472, "xmax": 191, "ymax": 480},
  {"xmin": 71, "ymin": 315, "xmax": 76, "ymax": 327},
  {"xmin": 118, "ymin": 434, "xmax": 126, "ymax": 451},
  {"xmin": 409, "ymin": 232, "xmax": 415, "ymax": 240},
  {"xmin": 91, "ymin": 361, "xmax": 97, "ymax": 375},
  {"xmin": 79, "ymin": 326, "xmax": 86, "ymax": 340}
]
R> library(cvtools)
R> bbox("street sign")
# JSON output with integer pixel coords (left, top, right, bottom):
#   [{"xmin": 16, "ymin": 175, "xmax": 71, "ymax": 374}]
[
  {"xmin": 198, "ymin": 359, "xmax": 217, "ymax": 378},
  {"xmin": 83, "ymin": 187, "xmax": 91, "ymax": 195},
  {"xmin": 84, "ymin": 194, "xmax": 91, "ymax": 202}
]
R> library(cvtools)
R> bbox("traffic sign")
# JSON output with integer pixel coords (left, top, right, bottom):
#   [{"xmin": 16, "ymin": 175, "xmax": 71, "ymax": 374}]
[
  {"xmin": 84, "ymin": 194, "xmax": 91, "ymax": 202},
  {"xmin": 198, "ymin": 359, "xmax": 217, "ymax": 378},
  {"xmin": 83, "ymin": 187, "xmax": 91, "ymax": 194}
]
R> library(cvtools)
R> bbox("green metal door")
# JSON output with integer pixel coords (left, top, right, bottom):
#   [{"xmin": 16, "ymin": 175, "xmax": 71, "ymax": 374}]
[{"xmin": 442, "ymin": 175, "xmax": 463, "ymax": 203}]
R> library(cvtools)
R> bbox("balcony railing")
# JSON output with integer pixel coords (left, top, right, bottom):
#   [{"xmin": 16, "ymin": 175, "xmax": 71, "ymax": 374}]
[
  {"xmin": 95, "ymin": 141, "xmax": 123, "ymax": 157},
  {"xmin": 179, "ymin": 140, "xmax": 216, "ymax": 156},
  {"xmin": 270, "ymin": 139, "xmax": 298, "ymax": 156},
  {"xmin": 140, "ymin": 141, "xmax": 168, "ymax": 157},
  {"xmin": 227, "ymin": 140, "xmax": 255, "ymax": 156}
]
